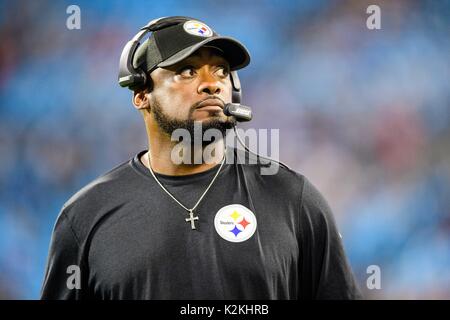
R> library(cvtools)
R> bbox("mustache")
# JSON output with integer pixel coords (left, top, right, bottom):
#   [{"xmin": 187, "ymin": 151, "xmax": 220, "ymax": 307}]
[{"xmin": 191, "ymin": 96, "xmax": 226, "ymax": 110}]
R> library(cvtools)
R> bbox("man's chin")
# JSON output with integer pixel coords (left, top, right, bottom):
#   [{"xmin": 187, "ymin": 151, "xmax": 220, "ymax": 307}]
[
  {"xmin": 193, "ymin": 111, "xmax": 227, "ymax": 122},
  {"xmin": 178, "ymin": 118, "xmax": 233, "ymax": 147},
  {"xmin": 198, "ymin": 116, "xmax": 236, "ymax": 132}
]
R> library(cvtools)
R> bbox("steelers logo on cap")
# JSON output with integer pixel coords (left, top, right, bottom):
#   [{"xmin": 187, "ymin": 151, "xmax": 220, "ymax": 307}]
[
  {"xmin": 214, "ymin": 204, "xmax": 257, "ymax": 243},
  {"xmin": 183, "ymin": 20, "xmax": 213, "ymax": 37}
]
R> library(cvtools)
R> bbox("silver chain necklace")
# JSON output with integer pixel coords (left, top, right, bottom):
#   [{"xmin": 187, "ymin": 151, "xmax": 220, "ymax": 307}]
[{"xmin": 146, "ymin": 148, "xmax": 226, "ymax": 230}]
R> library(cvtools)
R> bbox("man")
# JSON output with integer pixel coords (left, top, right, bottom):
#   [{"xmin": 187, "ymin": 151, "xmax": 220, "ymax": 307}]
[{"xmin": 41, "ymin": 16, "xmax": 361, "ymax": 299}]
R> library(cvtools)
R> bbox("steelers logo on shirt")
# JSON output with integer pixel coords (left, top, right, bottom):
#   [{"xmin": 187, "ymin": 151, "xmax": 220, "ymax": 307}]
[{"xmin": 214, "ymin": 204, "xmax": 257, "ymax": 243}]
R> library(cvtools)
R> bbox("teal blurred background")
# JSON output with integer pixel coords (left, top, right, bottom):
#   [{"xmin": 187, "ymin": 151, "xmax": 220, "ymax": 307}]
[{"xmin": 0, "ymin": 0, "xmax": 449, "ymax": 299}]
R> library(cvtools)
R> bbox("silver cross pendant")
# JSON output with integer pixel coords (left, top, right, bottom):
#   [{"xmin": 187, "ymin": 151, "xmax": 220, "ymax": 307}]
[{"xmin": 185, "ymin": 209, "xmax": 199, "ymax": 230}]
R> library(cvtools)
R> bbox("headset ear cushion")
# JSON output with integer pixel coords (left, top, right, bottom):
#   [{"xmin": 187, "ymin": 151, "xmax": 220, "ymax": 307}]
[
  {"xmin": 128, "ymin": 70, "xmax": 147, "ymax": 91},
  {"xmin": 232, "ymin": 88, "xmax": 241, "ymax": 104},
  {"xmin": 230, "ymin": 71, "xmax": 241, "ymax": 104},
  {"xmin": 138, "ymin": 70, "xmax": 147, "ymax": 86}
]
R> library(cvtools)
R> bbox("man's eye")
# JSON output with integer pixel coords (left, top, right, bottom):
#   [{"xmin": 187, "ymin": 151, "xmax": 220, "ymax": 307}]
[
  {"xmin": 178, "ymin": 66, "xmax": 196, "ymax": 78},
  {"xmin": 216, "ymin": 66, "xmax": 230, "ymax": 78}
]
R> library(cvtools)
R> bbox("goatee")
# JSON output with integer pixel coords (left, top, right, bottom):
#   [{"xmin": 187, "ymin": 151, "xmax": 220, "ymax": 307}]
[{"xmin": 151, "ymin": 98, "xmax": 236, "ymax": 145}]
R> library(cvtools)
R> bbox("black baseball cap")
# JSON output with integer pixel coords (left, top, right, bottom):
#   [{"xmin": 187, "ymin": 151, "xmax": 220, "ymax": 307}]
[{"xmin": 132, "ymin": 17, "xmax": 251, "ymax": 73}]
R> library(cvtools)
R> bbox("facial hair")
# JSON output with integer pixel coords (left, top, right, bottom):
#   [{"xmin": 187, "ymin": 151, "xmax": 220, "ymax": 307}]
[{"xmin": 151, "ymin": 97, "xmax": 236, "ymax": 145}]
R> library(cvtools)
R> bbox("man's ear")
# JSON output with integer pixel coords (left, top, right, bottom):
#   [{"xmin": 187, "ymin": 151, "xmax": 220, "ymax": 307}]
[{"xmin": 132, "ymin": 87, "xmax": 152, "ymax": 111}]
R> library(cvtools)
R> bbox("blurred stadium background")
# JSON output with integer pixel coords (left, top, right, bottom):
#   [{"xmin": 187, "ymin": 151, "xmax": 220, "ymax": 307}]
[{"xmin": 0, "ymin": 0, "xmax": 449, "ymax": 299}]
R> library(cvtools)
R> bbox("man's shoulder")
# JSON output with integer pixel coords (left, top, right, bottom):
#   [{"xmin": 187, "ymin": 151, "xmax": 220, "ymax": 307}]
[
  {"xmin": 236, "ymin": 150, "xmax": 328, "ymax": 210},
  {"xmin": 61, "ymin": 154, "xmax": 138, "ymax": 221}
]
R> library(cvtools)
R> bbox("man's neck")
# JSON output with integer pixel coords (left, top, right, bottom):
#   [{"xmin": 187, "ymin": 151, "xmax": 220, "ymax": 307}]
[
  {"xmin": 140, "ymin": 114, "xmax": 227, "ymax": 176},
  {"xmin": 140, "ymin": 139, "xmax": 225, "ymax": 176}
]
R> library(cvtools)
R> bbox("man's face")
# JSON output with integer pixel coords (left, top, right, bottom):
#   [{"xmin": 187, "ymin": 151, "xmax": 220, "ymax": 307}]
[{"xmin": 146, "ymin": 47, "xmax": 236, "ymax": 137}]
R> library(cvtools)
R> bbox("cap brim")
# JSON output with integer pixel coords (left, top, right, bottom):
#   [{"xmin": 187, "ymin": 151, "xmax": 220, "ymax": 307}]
[{"xmin": 157, "ymin": 36, "xmax": 250, "ymax": 71}]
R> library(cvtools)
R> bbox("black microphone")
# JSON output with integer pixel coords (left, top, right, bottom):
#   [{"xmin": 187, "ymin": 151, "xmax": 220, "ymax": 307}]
[{"xmin": 223, "ymin": 103, "xmax": 253, "ymax": 122}]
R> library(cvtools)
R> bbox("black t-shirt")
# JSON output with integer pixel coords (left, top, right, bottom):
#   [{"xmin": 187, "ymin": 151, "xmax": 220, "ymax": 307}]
[{"xmin": 40, "ymin": 148, "xmax": 362, "ymax": 300}]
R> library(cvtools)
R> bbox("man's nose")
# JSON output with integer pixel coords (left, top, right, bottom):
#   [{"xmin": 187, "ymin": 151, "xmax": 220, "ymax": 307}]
[{"xmin": 197, "ymin": 72, "xmax": 221, "ymax": 96}]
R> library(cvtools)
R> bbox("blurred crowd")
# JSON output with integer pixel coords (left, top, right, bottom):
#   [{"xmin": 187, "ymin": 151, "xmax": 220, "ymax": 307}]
[{"xmin": 0, "ymin": 0, "xmax": 449, "ymax": 299}]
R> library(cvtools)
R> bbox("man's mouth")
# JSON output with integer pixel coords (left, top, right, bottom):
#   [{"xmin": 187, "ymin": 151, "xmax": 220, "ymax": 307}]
[{"xmin": 195, "ymin": 99, "xmax": 224, "ymax": 111}]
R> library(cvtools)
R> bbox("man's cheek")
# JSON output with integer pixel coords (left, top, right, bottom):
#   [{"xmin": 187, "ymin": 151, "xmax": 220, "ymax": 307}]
[
  {"xmin": 172, "ymin": 102, "xmax": 191, "ymax": 120},
  {"xmin": 222, "ymin": 87, "xmax": 232, "ymax": 103}
]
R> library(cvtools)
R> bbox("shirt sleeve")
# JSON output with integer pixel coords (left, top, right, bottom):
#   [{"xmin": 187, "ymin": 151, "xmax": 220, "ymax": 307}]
[
  {"xmin": 298, "ymin": 177, "xmax": 363, "ymax": 299},
  {"xmin": 40, "ymin": 207, "xmax": 85, "ymax": 300}
]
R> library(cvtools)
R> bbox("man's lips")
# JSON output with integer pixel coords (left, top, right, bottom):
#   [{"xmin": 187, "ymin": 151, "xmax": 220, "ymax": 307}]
[{"xmin": 196, "ymin": 99, "xmax": 224, "ymax": 110}]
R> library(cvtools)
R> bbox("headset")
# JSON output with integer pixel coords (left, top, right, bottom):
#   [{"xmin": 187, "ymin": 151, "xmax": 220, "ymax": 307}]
[{"xmin": 118, "ymin": 16, "xmax": 290, "ymax": 170}]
